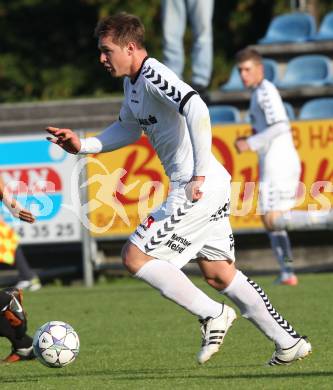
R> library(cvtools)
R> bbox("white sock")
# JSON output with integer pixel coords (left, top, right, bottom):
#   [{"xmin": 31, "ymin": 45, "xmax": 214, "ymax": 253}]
[
  {"xmin": 135, "ymin": 259, "xmax": 222, "ymax": 319},
  {"xmin": 222, "ymin": 270, "xmax": 300, "ymax": 348},
  {"xmin": 274, "ymin": 210, "xmax": 332, "ymax": 231}
]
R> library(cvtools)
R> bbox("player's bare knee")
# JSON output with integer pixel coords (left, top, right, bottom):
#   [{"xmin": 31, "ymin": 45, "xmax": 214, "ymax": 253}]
[
  {"xmin": 121, "ymin": 243, "xmax": 136, "ymax": 274},
  {"xmin": 262, "ymin": 214, "xmax": 275, "ymax": 231},
  {"xmin": 121, "ymin": 242, "xmax": 152, "ymax": 274}
]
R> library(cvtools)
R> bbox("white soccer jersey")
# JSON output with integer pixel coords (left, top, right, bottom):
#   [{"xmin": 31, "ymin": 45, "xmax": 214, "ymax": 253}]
[
  {"xmin": 121, "ymin": 57, "xmax": 230, "ymax": 184},
  {"xmin": 249, "ymin": 79, "xmax": 288, "ymax": 133},
  {"xmin": 246, "ymin": 78, "xmax": 299, "ymax": 166},
  {"xmin": 81, "ymin": 57, "xmax": 230, "ymax": 186},
  {"xmin": 246, "ymin": 79, "xmax": 301, "ymax": 212},
  {"xmin": 247, "ymin": 79, "xmax": 295, "ymax": 154}
]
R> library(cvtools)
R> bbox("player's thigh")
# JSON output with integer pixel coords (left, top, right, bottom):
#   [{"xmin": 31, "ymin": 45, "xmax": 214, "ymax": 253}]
[
  {"xmin": 261, "ymin": 210, "xmax": 283, "ymax": 230},
  {"xmin": 121, "ymin": 241, "xmax": 154, "ymax": 274}
]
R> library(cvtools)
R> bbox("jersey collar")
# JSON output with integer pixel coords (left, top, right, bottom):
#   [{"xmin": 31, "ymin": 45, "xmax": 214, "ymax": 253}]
[{"xmin": 130, "ymin": 56, "xmax": 149, "ymax": 85}]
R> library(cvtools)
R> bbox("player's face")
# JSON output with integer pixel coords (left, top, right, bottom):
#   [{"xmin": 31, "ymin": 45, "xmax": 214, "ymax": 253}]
[
  {"xmin": 98, "ymin": 35, "xmax": 132, "ymax": 78},
  {"xmin": 238, "ymin": 60, "xmax": 264, "ymax": 88}
]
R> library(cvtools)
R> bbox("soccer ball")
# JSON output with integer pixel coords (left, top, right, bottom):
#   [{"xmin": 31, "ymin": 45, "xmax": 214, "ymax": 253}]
[{"xmin": 33, "ymin": 321, "xmax": 80, "ymax": 368}]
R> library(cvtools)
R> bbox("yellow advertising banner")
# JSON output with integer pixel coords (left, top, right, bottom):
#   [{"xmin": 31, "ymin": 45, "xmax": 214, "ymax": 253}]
[{"xmin": 87, "ymin": 120, "xmax": 333, "ymax": 237}]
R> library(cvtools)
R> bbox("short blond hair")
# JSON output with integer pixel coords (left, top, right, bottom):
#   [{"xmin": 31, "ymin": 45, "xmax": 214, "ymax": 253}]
[{"xmin": 236, "ymin": 48, "xmax": 262, "ymax": 64}]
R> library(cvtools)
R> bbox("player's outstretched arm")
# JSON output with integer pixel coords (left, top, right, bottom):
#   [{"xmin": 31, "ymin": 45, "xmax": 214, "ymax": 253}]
[
  {"xmin": 46, "ymin": 127, "xmax": 81, "ymax": 154},
  {"xmin": 0, "ymin": 177, "xmax": 35, "ymax": 223}
]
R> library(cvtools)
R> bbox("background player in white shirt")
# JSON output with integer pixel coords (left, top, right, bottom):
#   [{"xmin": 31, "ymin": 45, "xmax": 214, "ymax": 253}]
[
  {"xmin": 46, "ymin": 13, "xmax": 311, "ymax": 366},
  {"xmin": 235, "ymin": 48, "xmax": 300, "ymax": 286},
  {"xmin": 235, "ymin": 48, "xmax": 332, "ymax": 286}
]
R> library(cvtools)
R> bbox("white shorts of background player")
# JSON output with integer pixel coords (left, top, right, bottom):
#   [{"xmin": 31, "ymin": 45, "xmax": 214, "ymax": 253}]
[{"xmin": 258, "ymin": 132, "xmax": 301, "ymax": 213}]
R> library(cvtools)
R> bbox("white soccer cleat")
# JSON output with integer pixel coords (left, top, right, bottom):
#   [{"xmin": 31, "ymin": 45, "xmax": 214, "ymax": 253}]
[
  {"xmin": 197, "ymin": 303, "xmax": 237, "ymax": 364},
  {"xmin": 268, "ymin": 337, "xmax": 312, "ymax": 366},
  {"xmin": 14, "ymin": 277, "xmax": 41, "ymax": 292}
]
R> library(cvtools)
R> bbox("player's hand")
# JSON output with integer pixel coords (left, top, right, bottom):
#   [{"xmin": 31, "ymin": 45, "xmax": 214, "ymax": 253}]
[
  {"xmin": 185, "ymin": 176, "xmax": 205, "ymax": 202},
  {"xmin": 235, "ymin": 137, "xmax": 250, "ymax": 153},
  {"xmin": 2, "ymin": 196, "xmax": 35, "ymax": 224},
  {"xmin": 46, "ymin": 127, "xmax": 81, "ymax": 154}
]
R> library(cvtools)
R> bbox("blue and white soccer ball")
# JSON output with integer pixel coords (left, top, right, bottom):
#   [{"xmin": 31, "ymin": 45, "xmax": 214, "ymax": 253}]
[{"xmin": 33, "ymin": 321, "xmax": 80, "ymax": 368}]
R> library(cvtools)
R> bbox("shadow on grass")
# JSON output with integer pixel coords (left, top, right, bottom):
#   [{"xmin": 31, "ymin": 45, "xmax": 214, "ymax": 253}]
[{"xmin": 2, "ymin": 368, "xmax": 333, "ymax": 383}]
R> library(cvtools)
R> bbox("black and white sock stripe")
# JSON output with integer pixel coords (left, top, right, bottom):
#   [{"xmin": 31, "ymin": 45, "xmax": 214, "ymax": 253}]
[
  {"xmin": 247, "ymin": 278, "xmax": 300, "ymax": 338},
  {"xmin": 144, "ymin": 201, "xmax": 194, "ymax": 253}
]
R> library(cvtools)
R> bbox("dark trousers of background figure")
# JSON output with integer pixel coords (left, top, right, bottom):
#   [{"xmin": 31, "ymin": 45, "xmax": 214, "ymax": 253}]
[{"xmin": 15, "ymin": 246, "xmax": 36, "ymax": 282}]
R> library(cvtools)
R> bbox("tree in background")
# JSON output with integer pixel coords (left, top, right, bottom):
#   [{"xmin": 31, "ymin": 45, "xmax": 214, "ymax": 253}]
[{"xmin": 0, "ymin": 0, "xmax": 331, "ymax": 102}]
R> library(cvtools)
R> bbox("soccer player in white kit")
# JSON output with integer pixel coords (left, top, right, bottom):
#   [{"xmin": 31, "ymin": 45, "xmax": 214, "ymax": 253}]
[
  {"xmin": 235, "ymin": 48, "xmax": 300, "ymax": 286},
  {"xmin": 46, "ymin": 13, "xmax": 311, "ymax": 366},
  {"xmin": 235, "ymin": 48, "xmax": 333, "ymax": 286}
]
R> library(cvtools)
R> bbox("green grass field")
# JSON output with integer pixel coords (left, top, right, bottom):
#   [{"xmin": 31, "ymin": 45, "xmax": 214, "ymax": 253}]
[{"xmin": 1, "ymin": 273, "xmax": 332, "ymax": 390}]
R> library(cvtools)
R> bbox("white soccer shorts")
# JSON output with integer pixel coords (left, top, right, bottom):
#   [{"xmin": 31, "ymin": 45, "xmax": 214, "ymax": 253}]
[
  {"xmin": 259, "ymin": 134, "xmax": 301, "ymax": 213},
  {"xmin": 259, "ymin": 179, "xmax": 300, "ymax": 213},
  {"xmin": 129, "ymin": 183, "xmax": 235, "ymax": 269}
]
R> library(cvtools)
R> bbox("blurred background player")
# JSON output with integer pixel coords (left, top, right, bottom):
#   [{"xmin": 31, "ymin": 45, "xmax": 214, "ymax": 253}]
[
  {"xmin": 234, "ymin": 48, "xmax": 332, "ymax": 286},
  {"xmin": 0, "ymin": 175, "xmax": 41, "ymax": 291},
  {"xmin": 0, "ymin": 287, "xmax": 35, "ymax": 362},
  {"xmin": 234, "ymin": 48, "xmax": 300, "ymax": 286},
  {"xmin": 161, "ymin": 0, "xmax": 214, "ymax": 99},
  {"xmin": 46, "ymin": 13, "xmax": 312, "ymax": 366}
]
